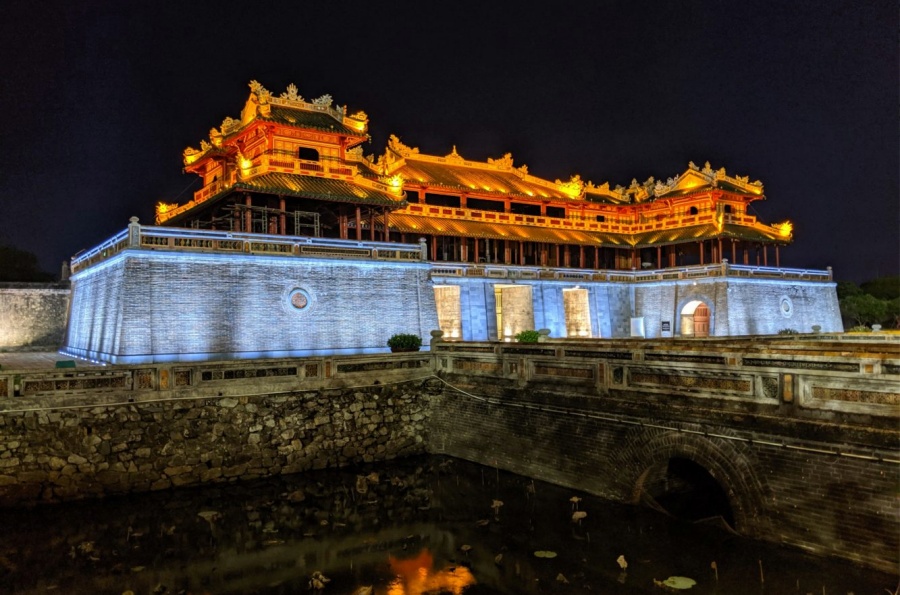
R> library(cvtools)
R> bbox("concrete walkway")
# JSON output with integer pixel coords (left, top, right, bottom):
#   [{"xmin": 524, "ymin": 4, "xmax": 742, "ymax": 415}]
[{"xmin": 0, "ymin": 351, "xmax": 105, "ymax": 371}]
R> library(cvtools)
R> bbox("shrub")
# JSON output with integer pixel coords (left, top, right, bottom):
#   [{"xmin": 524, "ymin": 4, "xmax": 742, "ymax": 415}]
[
  {"xmin": 386, "ymin": 333, "xmax": 422, "ymax": 349},
  {"xmin": 847, "ymin": 325, "xmax": 873, "ymax": 333},
  {"xmin": 777, "ymin": 328, "xmax": 800, "ymax": 335},
  {"xmin": 514, "ymin": 330, "xmax": 541, "ymax": 343}
]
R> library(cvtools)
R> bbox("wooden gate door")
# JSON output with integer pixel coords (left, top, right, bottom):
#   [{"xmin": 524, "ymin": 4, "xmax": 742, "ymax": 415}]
[{"xmin": 693, "ymin": 304, "xmax": 710, "ymax": 337}]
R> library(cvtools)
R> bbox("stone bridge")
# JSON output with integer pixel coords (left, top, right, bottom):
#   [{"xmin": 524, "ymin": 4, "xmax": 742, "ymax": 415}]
[
  {"xmin": 0, "ymin": 335, "xmax": 896, "ymax": 573},
  {"xmin": 427, "ymin": 336, "xmax": 899, "ymax": 573}
]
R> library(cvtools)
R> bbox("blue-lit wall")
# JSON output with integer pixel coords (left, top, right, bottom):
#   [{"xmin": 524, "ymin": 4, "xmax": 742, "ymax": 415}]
[
  {"xmin": 432, "ymin": 276, "xmax": 842, "ymax": 340},
  {"xmin": 64, "ymin": 251, "xmax": 439, "ymax": 363}
]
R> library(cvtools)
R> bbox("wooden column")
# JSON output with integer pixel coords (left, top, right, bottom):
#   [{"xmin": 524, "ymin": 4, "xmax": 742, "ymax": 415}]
[
  {"xmin": 474, "ymin": 238, "xmax": 480, "ymax": 263},
  {"xmin": 504, "ymin": 240, "xmax": 511, "ymax": 264},
  {"xmin": 355, "ymin": 207, "xmax": 362, "ymax": 241},
  {"xmin": 555, "ymin": 244, "xmax": 561, "ymax": 267},
  {"xmin": 431, "ymin": 235, "xmax": 438, "ymax": 261},
  {"xmin": 699, "ymin": 241, "xmax": 705, "ymax": 265},
  {"xmin": 717, "ymin": 238, "xmax": 723, "ymax": 263},
  {"xmin": 279, "ymin": 197, "xmax": 286, "ymax": 235},
  {"xmin": 775, "ymin": 245, "xmax": 780, "ymax": 267},
  {"xmin": 763, "ymin": 245, "xmax": 768, "ymax": 266},
  {"xmin": 594, "ymin": 246, "xmax": 599, "ymax": 270},
  {"xmin": 369, "ymin": 210, "xmax": 376, "ymax": 241},
  {"xmin": 731, "ymin": 239, "xmax": 736, "ymax": 263},
  {"xmin": 668, "ymin": 247, "xmax": 676, "ymax": 268},
  {"xmin": 244, "ymin": 195, "xmax": 252, "ymax": 232},
  {"xmin": 519, "ymin": 241, "xmax": 525, "ymax": 266},
  {"xmin": 383, "ymin": 209, "xmax": 390, "ymax": 242},
  {"xmin": 657, "ymin": 246, "xmax": 662, "ymax": 269},
  {"xmin": 563, "ymin": 245, "xmax": 571, "ymax": 268},
  {"xmin": 579, "ymin": 245, "xmax": 585, "ymax": 268}
]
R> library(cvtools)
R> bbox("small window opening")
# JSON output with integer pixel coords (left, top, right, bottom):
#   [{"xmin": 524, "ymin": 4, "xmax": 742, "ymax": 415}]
[{"xmin": 298, "ymin": 147, "xmax": 320, "ymax": 161}]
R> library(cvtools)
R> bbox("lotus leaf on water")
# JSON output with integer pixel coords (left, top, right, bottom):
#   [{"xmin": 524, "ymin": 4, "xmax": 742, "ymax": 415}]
[
  {"xmin": 534, "ymin": 550, "xmax": 557, "ymax": 558},
  {"xmin": 657, "ymin": 576, "xmax": 696, "ymax": 590}
]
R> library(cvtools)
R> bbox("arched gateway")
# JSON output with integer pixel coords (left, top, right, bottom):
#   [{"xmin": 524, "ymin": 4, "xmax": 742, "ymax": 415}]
[
  {"xmin": 680, "ymin": 300, "xmax": 711, "ymax": 337},
  {"xmin": 613, "ymin": 428, "xmax": 770, "ymax": 538}
]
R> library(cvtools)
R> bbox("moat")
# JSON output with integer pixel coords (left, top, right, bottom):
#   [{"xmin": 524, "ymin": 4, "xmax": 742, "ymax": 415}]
[{"xmin": 0, "ymin": 455, "xmax": 893, "ymax": 595}]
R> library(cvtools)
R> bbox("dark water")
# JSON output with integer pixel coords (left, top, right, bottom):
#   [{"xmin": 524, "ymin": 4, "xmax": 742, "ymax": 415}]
[{"xmin": 0, "ymin": 456, "xmax": 894, "ymax": 595}]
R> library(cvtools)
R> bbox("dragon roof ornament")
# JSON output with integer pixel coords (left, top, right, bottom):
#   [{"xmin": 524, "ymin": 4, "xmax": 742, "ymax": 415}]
[
  {"xmin": 487, "ymin": 153, "xmax": 514, "ymax": 170},
  {"xmin": 388, "ymin": 134, "xmax": 419, "ymax": 157},
  {"xmin": 555, "ymin": 174, "xmax": 585, "ymax": 197}
]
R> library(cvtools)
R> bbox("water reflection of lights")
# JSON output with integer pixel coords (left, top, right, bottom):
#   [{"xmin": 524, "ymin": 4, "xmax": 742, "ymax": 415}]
[{"xmin": 387, "ymin": 548, "xmax": 476, "ymax": 594}]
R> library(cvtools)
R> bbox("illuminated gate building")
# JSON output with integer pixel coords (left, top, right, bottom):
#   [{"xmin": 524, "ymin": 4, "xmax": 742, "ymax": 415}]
[{"xmin": 63, "ymin": 81, "xmax": 841, "ymax": 363}]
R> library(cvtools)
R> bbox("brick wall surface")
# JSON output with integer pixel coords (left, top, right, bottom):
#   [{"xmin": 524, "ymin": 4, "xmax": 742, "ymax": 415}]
[
  {"xmin": 65, "ymin": 253, "xmax": 439, "ymax": 362},
  {"xmin": 426, "ymin": 380, "xmax": 898, "ymax": 573},
  {"xmin": 0, "ymin": 284, "xmax": 70, "ymax": 350}
]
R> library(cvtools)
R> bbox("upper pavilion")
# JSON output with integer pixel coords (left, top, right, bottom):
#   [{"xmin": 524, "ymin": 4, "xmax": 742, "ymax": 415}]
[{"xmin": 156, "ymin": 81, "xmax": 793, "ymax": 270}]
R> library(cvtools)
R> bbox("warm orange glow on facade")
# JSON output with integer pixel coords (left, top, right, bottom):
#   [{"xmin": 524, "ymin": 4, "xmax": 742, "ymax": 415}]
[{"xmin": 154, "ymin": 80, "xmax": 792, "ymax": 266}]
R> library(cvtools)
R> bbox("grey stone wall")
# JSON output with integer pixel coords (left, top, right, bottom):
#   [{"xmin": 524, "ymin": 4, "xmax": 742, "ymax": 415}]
[
  {"xmin": 64, "ymin": 252, "xmax": 439, "ymax": 363},
  {"xmin": 426, "ymin": 377, "xmax": 897, "ymax": 573},
  {"xmin": 0, "ymin": 283, "xmax": 70, "ymax": 351},
  {"xmin": 0, "ymin": 379, "xmax": 437, "ymax": 506},
  {"xmin": 633, "ymin": 278, "xmax": 843, "ymax": 337}
]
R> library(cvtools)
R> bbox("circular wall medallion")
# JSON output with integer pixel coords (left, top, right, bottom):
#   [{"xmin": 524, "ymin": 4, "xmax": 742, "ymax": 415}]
[
  {"xmin": 289, "ymin": 288, "xmax": 311, "ymax": 311},
  {"xmin": 780, "ymin": 296, "xmax": 794, "ymax": 318}
]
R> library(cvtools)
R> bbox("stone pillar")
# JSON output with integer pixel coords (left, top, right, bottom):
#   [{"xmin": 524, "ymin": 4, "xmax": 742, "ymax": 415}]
[{"xmin": 128, "ymin": 216, "xmax": 141, "ymax": 247}]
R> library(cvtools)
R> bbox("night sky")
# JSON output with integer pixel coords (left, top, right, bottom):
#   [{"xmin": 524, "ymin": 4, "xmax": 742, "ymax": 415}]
[{"xmin": 1, "ymin": 0, "xmax": 896, "ymax": 283}]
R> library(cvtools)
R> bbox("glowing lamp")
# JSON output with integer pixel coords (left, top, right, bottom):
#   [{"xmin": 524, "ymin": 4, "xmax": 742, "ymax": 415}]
[{"xmin": 776, "ymin": 221, "xmax": 793, "ymax": 237}]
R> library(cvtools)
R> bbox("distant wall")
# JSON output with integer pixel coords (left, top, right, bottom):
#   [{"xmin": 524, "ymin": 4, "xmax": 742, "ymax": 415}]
[
  {"xmin": 0, "ymin": 283, "xmax": 70, "ymax": 351},
  {"xmin": 64, "ymin": 252, "xmax": 439, "ymax": 364}
]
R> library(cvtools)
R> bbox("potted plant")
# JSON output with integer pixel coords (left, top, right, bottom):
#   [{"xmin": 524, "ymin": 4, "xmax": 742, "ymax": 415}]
[
  {"xmin": 514, "ymin": 330, "xmax": 541, "ymax": 343},
  {"xmin": 387, "ymin": 333, "xmax": 422, "ymax": 352}
]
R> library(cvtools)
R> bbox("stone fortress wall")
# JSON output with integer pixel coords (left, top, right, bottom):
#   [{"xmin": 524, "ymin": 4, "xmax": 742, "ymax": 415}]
[
  {"xmin": 0, "ymin": 340, "xmax": 896, "ymax": 572},
  {"xmin": 0, "ymin": 283, "xmax": 70, "ymax": 352},
  {"xmin": 0, "ymin": 355, "xmax": 437, "ymax": 505}
]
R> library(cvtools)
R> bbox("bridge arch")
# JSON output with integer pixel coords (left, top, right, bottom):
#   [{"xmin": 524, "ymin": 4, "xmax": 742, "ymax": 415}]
[{"xmin": 612, "ymin": 428, "xmax": 770, "ymax": 538}]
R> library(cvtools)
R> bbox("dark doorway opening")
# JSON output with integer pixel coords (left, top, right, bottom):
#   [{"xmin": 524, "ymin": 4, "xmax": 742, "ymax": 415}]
[{"xmin": 645, "ymin": 457, "xmax": 735, "ymax": 529}]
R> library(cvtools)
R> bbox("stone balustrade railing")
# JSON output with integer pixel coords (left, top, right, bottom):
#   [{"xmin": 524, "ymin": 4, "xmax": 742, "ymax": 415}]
[
  {"xmin": 0, "ymin": 352, "xmax": 431, "ymax": 402},
  {"xmin": 430, "ymin": 261, "xmax": 833, "ymax": 283},
  {"xmin": 432, "ymin": 338, "xmax": 899, "ymax": 426},
  {"xmin": 70, "ymin": 220, "xmax": 427, "ymax": 274}
]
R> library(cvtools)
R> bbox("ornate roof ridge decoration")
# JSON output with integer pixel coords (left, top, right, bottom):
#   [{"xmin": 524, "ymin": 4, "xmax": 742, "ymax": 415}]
[
  {"xmin": 584, "ymin": 181, "xmax": 628, "ymax": 203},
  {"xmin": 446, "ymin": 146, "xmax": 464, "ymax": 163},
  {"xmin": 183, "ymin": 80, "xmax": 369, "ymax": 167},
  {"xmin": 486, "ymin": 153, "xmax": 514, "ymax": 170},
  {"xmin": 555, "ymin": 174, "xmax": 585, "ymax": 198},
  {"xmin": 388, "ymin": 134, "xmax": 420, "ymax": 157}
]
